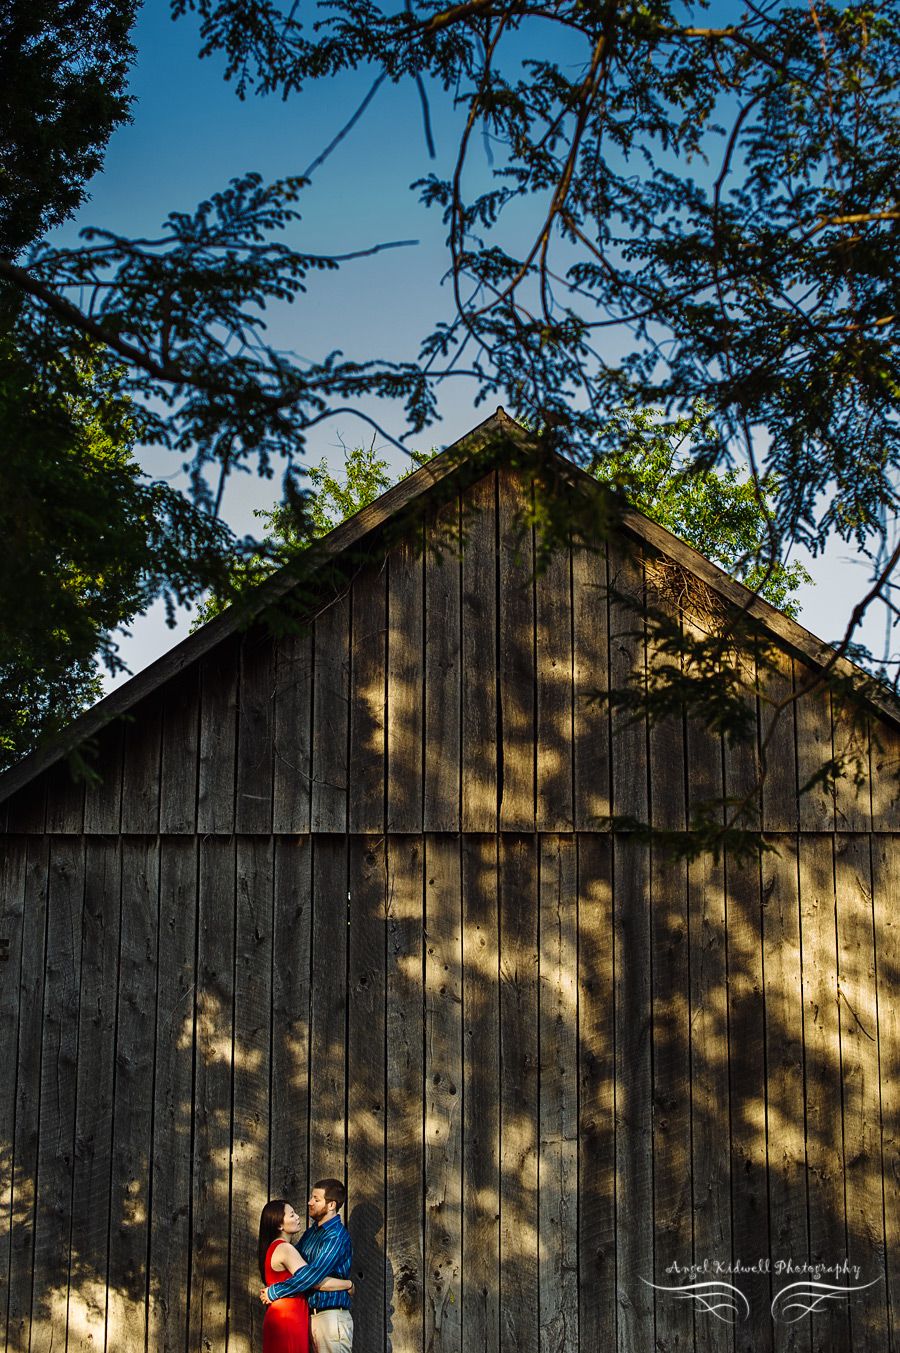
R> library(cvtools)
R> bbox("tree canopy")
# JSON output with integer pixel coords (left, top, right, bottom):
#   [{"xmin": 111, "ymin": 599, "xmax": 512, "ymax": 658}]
[
  {"xmin": 191, "ymin": 440, "xmax": 397, "ymax": 627},
  {"xmin": 3, "ymin": 0, "xmax": 899, "ymax": 834},
  {"xmin": 595, "ymin": 406, "xmax": 812, "ymax": 617},
  {"xmin": 0, "ymin": 0, "xmax": 136, "ymax": 258},
  {"xmin": 0, "ymin": 329, "xmax": 240, "ymax": 768}
]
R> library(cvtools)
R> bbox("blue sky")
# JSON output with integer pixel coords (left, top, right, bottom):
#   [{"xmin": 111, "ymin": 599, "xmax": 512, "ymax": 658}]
[{"xmin": 62, "ymin": 2, "xmax": 894, "ymax": 687}]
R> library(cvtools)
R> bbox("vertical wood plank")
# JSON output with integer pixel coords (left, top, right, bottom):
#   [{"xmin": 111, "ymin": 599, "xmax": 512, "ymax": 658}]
[
  {"xmin": 649, "ymin": 847, "xmax": 691, "ymax": 1353},
  {"xmin": 232, "ymin": 837, "xmax": 274, "ymax": 1353},
  {"xmin": 572, "ymin": 545, "xmax": 611, "ymax": 830},
  {"xmin": 160, "ymin": 664, "xmax": 200, "ymax": 834},
  {"xmin": 0, "ymin": 838, "xmax": 27, "ymax": 1349},
  {"xmin": 645, "ymin": 579, "xmax": 685, "ymax": 833},
  {"xmin": 833, "ymin": 707, "xmax": 871, "ymax": 832},
  {"xmin": 68, "ymin": 839, "xmax": 121, "ymax": 1353},
  {"xmin": 84, "ymin": 720, "xmax": 124, "ymax": 835},
  {"xmin": 834, "ymin": 834, "xmax": 887, "ymax": 1346},
  {"xmin": 6, "ymin": 839, "xmax": 48, "ymax": 1352},
  {"xmin": 798, "ymin": 835, "xmax": 848, "ymax": 1352},
  {"xmin": 198, "ymin": 637, "xmax": 240, "ymax": 835},
  {"xmin": 761, "ymin": 836, "xmax": 811, "ymax": 1353},
  {"xmin": 536, "ymin": 550, "xmax": 574, "ymax": 832},
  {"xmin": 614, "ymin": 835, "xmax": 653, "ymax": 1352},
  {"xmin": 723, "ymin": 645, "xmax": 761, "ymax": 831},
  {"xmin": 271, "ymin": 836, "xmax": 313, "ymax": 1201},
  {"xmin": 461, "ymin": 476, "xmax": 498, "ymax": 831},
  {"xmin": 6, "ymin": 772, "xmax": 46, "ymax": 834},
  {"xmin": 726, "ymin": 852, "xmax": 770, "ymax": 1353},
  {"xmin": 387, "ymin": 534, "xmax": 424, "ymax": 832},
  {"xmin": 871, "ymin": 835, "xmax": 900, "ymax": 1348},
  {"xmin": 424, "ymin": 834, "xmax": 462, "ymax": 1353},
  {"xmin": 576, "ymin": 835, "xmax": 615, "ymax": 1352},
  {"xmin": 498, "ymin": 470, "xmax": 535, "ymax": 832},
  {"xmin": 794, "ymin": 665, "xmax": 834, "ymax": 832},
  {"xmin": 608, "ymin": 539, "xmax": 647, "ymax": 823},
  {"xmin": 121, "ymin": 694, "xmax": 162, "ymax": 834},
  {"xmin": 30, "ymin": 839, "xmax": 83, "ymax": 1353},
  {"xmin": 385, "ymin": 836, "xmax": 425, "ymax": 1353},
  {"xmin": 309, "ymin": 836, "xmax": 348, "ymax": 1173},
  {"xmin": 236, "ymin": 631, "xmax": 275, "ymax": 835},
  {"xmin": 349, "ymin": 563, "xmax": 387, "ymax": 833},
  {"xmin": 869, "ymin": 715, "xmax": 900, "ymax": 831},
  {"xmin": 684, "ymin": 609, "xmax": 724, "ymax": 828},
  {"xmin": 311, "ymin": 591, "xmax": 351, "ymax": 833},
  {"xmin": 462, "ymin": 835, "xmax": 500, "ymax": 1353},
  {"xmin": 538, "ymin": 834, "xmax": 578, "ymax": 1353},
  {"xmin": 688, "ymin": 846, "xmax": 731, "ymax": 1353},
  {"xmin": 273, "ymin": 627, "xmax": 313, "ymax": 835},
  {"xmin": 347, "ymin": 836, "xmax": 387, "ymax": 1353},
  {"xmin": 107, "ymin": 839, "xmax": 159, "ymax": 1351},
  {"xmin": 499, "ymin": 835, "xmax": 539, "ymax": 1353},
  {"xmin": 149, "ymin": 838, "xmax": 198, "ymax": 1353},
  {"xmin": 424, "ymin": 500, "xmax": 461, "ymax": 831},
  {"xmin": 191, "ymin": 838, "xmax": 235, "ymax": 1353},
  {"xmin": 44, "ymin": 761, "xmax": 85, "ymax": 834},
  {"xmin": 760, "ymin": 647, "xmax": 797, "ymax": 833}
]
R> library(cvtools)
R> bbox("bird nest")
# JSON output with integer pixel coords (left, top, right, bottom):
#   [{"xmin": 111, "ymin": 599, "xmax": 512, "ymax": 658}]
[{"xmin": 643, "ymin": 554, "xmax": 729, "ymax": 637}]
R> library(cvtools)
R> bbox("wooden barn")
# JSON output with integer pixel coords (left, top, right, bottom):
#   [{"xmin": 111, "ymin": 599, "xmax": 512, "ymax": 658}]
[{"xmin": 1, "ymin": 408, "xmax": 898, "ymax": 1353}]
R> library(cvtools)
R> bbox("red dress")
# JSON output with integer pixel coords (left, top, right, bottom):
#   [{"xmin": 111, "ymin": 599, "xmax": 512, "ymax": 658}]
[{"xmin": 263, "ymin": 1240, "xmax": 310, "ymax": 1353}]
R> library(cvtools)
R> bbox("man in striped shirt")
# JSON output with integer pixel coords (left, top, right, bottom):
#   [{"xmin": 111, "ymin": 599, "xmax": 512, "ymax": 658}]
[{"xmin": 262, "ymin": 1178, "xmax": 354, "ymax": 1353}]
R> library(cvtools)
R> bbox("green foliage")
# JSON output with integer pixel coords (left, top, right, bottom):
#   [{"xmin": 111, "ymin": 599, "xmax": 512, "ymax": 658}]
[
  {"xmin": 0, "ymin": 0, "xmax": 136, "ymax": 258},
  {"xmin": 191, "ymin": 441, "xmax": 396, "ymax": 627},
  {"xmin": 0, "ymin": 332, "xmax": 238, "ymax": 768},
  {"xmin": 590, "ymin": 406, "xmax": 813, "ymax": 618},
  {"xmin": 305, "ymin": 441, "xmax": 394, "ymax": 537}
]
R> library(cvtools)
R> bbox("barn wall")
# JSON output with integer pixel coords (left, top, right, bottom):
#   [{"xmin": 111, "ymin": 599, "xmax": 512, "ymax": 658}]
[
  {"xmin": 3, "ymin": 467, "xmax": 900, "ymax": 1352},
  {"xmin": 1, "ymin": 830, "xmax": 898, "ymax": 1352}
]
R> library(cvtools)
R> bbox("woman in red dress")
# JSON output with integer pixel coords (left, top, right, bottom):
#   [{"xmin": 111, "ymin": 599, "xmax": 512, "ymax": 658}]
[{"xmin": 257, "ymin": 1200, "xmax": 352, "ymax": 1353}]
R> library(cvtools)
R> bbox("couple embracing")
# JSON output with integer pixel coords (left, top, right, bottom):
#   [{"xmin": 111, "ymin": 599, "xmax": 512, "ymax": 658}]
[{"xmin": 257, "ymin": 1179, "xmax": 354, "ymax": 1353}]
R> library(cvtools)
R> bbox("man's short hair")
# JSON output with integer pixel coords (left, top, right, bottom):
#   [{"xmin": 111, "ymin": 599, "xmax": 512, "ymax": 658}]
[{"xmin": 314, "ymin": 1177, "xmax": 346, "ymax": 1212}]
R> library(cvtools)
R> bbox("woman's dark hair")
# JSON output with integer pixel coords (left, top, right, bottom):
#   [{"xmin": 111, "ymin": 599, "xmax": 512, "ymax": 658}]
[{"xmin": 258, "ymin": 1199, "xmax": 289, "ymax": 1282}]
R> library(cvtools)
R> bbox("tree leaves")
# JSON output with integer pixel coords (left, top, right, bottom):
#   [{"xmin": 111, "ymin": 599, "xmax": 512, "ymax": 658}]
[
  {"xmin": 5, "ymin": 0, "xmax": 900, "ymax": 818},
  {"xmin": 0, "ymin": 336, "xmax": 236, "ymax": 766},
  {"xmin": 0, "ymin": 0, "xmax": 137, "ymax": 258}
]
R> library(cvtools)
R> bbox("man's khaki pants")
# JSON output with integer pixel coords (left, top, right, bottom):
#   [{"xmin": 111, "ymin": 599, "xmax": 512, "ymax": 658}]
[{"xmin": 310, "ymin": 1308, "xmax": 353, "ymax": 1353}]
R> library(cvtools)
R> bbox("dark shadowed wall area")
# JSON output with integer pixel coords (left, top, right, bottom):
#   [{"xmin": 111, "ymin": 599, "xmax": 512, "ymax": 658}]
[{"xmin": 1, "ymin": 466, "xmax": 899, "ymax": 1353}]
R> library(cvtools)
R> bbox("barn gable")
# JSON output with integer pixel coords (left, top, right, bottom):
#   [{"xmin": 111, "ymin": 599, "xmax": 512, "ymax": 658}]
[
  {"xmin": 2, "ymin": 405, "xmax": 899, "ymax": 837},
  {"xmin": 1, "ymin": 409, "xmax": 899, "ymax": 1353}
]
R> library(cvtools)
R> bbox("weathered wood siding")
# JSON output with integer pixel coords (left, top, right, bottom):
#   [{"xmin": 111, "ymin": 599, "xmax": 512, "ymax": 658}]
[
  {"xmin": 2, "ymin": 468, "xmax": 899, "ymax": 1353},
  {"xmin": 2, "ymin": 830, "xmax": 897, "ymax": 1352}
]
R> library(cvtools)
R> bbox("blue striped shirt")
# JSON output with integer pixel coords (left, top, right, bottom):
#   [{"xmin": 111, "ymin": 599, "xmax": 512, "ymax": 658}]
[{"xmin": 267, "ymin": 1215, "xmax": 353, "ymax": 1309}]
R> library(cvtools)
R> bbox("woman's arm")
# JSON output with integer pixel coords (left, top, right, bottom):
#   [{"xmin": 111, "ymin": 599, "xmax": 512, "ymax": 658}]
[{"xmin": 317, "ymin": 1276, "xmax": 353, "ymax": 1292}]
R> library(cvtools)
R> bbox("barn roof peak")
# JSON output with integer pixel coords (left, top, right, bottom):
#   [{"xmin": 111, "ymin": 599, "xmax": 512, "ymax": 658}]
[{"xmin": 1, "ymin": 405, "xmax": 897, "ymax": 802}]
